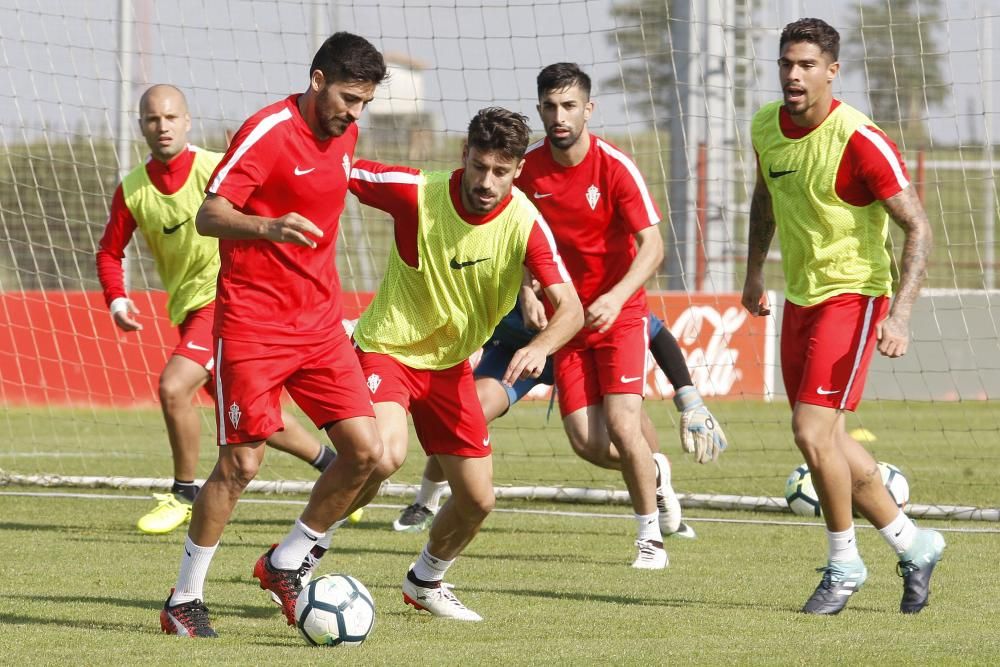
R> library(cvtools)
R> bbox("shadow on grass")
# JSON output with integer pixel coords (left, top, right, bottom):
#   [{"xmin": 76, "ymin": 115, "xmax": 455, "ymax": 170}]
[
  {"xmin": 493, "ymin": 584, "xmax": 795, "ymax": 612},
  {"xmin": 3, "ymin": 592, "xmax": 283, "ymax": 615}
]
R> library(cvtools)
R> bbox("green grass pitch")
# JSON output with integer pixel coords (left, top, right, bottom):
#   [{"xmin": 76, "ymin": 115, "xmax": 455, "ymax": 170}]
[{"xmin": 1, "ymin": 398, "xmax": 999, "ymax": 663}]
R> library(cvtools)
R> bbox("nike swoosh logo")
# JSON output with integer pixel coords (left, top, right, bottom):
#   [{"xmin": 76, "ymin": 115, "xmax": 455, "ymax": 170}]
[
  {"xmin": 163, "ymin": 217, "xmax": 193, "ymax": 235},
  {"xmin": 294, "ymin": 166, "xmax": 315, "ymax": 176},
  {"xmin": 450, "ymin": 257, "xmax": 490, "ymax": 270},
  {"xmin": 533, "ymin": 192, "xmax": 553, "ymax": 199},
  {"xmin": 768, "ymin": 166, "xmax": 798, "ymax": 178},
  {"xmin": 304, "ymin": 533, "xmax": 318, "ymax": 542},
  {"xmin": 894, "ymin": 528, "xmax": 904, "ymax": 538},
  {"xmin": 482, "ymin": 437, "xmax": 490, "ymax": 448},
  {"xmin": 816, "ymin": 387, "xmax": 841, "ymax": 395},
  {"xmin": 620, "ymin": 375, "xmax": 641, "ymax": 383},
  {"xmin": 186, "ymin": 341, "xmax": 211, "ymax": 352}
]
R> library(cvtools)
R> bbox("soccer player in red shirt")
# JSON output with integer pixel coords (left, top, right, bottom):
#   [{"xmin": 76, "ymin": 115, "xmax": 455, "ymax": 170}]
[
  {"xmin": 97, "ymin": 84, "xmax": 337, "ymax": 538},
  {"xmin": 517, "ymin": 63, "xmax": 726, "ymax": 569},
  {"xmin": 335, "ymin": 107, "xmax": 581, "ymax": 620},
  {"xmin": 159, "ymin": 33, "xmax": 387, "ymax": 638},
  {"xmin": 742, "ymin": 18, "xmax": 940, "ymax": 615}
]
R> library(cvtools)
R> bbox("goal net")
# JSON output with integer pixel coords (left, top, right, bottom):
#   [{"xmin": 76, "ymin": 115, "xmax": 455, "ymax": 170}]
[{"xmin": 1, "ymin": 0, "xmax": 997, "ymax": 520}]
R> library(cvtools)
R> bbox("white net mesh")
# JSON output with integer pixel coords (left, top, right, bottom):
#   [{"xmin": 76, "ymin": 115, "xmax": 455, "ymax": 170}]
[{"xmin": 1, "ymin": 0, "xmax": 997, "ymax": 517}]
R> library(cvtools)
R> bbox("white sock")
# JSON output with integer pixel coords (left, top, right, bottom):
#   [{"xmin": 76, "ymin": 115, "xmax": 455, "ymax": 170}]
[
  {"xmin": 879, "ymin": 510, "xmax": 919, "ymax": 555},
  {"xmin": 170, "ymin": 536, "xmax": 218, "ymax": 605},
  {"xmin": 415, "ymin": 478, "xmax": 449, "ymax": 512},
  {"xmin": 827, "ymin": 525, "xmax": 860, "ymax": 563},
  {"xmin": 411, "ymin": 544, "xmax": 454, "ymax": 583},
  {"xmin": 271, "ymin": 518, "xmax": 326, "ymax": 570},
  {"xmin": 315, "ymin": 518, "xmax": 346, "ymax": 551},
  {"xmin": 635, "ymin": 512, "xmax": 662, "ymax": 542}
]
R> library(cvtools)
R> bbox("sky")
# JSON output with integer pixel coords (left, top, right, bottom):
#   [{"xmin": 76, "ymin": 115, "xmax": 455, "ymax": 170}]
[{"xmin": 1, "ymin": 0, "xmax": 997, "ymax": 155}]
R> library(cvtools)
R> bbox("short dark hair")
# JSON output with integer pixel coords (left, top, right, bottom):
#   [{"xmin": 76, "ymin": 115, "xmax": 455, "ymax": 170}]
[
  {"xmin": 310, "ymin": 32, "xmax": 387, "ymax": 85},
  {"xmin": 780, "ymin": 18, "xmax": 840, "ymax": 62},
  {"xmin": 467, "ymin": 107, "xmax": 531, "ymax": 162},
  {"xmin": 536, "ymin": 62, "xmax": 591, "ymax": 100}
]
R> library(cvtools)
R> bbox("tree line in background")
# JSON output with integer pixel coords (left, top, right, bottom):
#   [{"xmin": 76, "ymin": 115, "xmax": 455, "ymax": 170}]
[{"xmin": 608, "ymin": 0, "xmax": 946, "ymax": 148}]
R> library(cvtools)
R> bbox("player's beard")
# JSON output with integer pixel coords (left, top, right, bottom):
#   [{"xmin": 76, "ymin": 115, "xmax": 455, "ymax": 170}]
[
  {"xmin": 315, "ymin": 96, "xmax": 352, "ymax": 138},
  {"xmin": 462, "ymin": 177, "xmax": 499, "ymax": 214},
  {"xmin": 546, "ymin": 123, "xmax": 582, "ymax": 150},
  {"xmin": 321, "ymin": 114, "xmax": 351, "ymax": 138}
]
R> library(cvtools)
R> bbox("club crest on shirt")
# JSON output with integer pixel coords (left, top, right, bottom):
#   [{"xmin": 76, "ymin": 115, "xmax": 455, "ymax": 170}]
[
  {"xmin": 586, "ymin": 184, "xmax": 601, "ymax": 210},
  {"xmin": 342, "ymin": 154, "xmax": 351, "ymax": 179},
  {"xmin": 367, "ymin": 373, "xmax": 382, "ymax": 394},
  {"xmin": 228, "ymin": 402, "xmax": 242, "ymax": 429}
]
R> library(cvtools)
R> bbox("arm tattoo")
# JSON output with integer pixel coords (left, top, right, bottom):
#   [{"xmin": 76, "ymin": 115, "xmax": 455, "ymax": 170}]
[
  {"xmin": 747, "ymin": 180, "xmax": 776, "ymax": 271},
  {"xmin": 882, "ymin": 187, "xmax": 933, "ymax": 318}
]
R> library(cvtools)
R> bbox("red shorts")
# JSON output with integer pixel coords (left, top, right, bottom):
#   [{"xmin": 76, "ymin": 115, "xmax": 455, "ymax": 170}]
[
  {"xmin": 356, "ymin": 349, "xmax": 490, "ymax": 459},
  {"xmin": 173, "ymin": 303, "xmax": 215, "ymax": 371},
  {"xmin": 781, "ymin": 293, "xmax": 889, "ymax": 411},
  {"xmin": 213, "ymin": 333, "xmax": 374, "ymax": 445},
  {"xmin": 553, "ymin": 316, "xmax": 649, "ymax": 417}
]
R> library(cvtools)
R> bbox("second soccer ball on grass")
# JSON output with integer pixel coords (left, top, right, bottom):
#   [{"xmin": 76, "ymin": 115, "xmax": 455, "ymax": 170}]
[{"xmin": 783, "ymin": 461, "xmax": 910, "ymax": 517}]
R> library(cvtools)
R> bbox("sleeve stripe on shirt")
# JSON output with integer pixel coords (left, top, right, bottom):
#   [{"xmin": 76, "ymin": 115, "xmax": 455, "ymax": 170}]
[
  {"xmin": 535, "ymin": 215, "xmax": 572, "ymax": 283},
  {"xmin": 208, "ymin": 107, "xmax": 293, "ymax": 193},
  {"xmin": 596, "ymin": 139, "xmax": 661, "ymax": 225},
  {"xmin": 856, "ymin": 125, "xmax": 910, "ymax": 191},
  {"xmin": 349, "ymin": 167, "xmax": 423, "ymax": 185}
]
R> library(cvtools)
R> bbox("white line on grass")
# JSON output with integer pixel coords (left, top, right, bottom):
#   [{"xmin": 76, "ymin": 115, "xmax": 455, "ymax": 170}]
[{"xmin": 1, "ymin": 490, "xmax": 997, "ymax": 534}]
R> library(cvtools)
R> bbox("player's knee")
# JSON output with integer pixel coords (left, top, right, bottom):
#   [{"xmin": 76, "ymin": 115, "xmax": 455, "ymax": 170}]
[
  {"xmin": 462, "ymin": 490, "xmax": 495, "ymax": 521},
  {"xmin": 220, "ymin": 454, "xmax": 260, "ymax": 488},
  {"xmin": 342, "ymin": 438, "xmax": 384, "ymax": 476},
  {"xmin": 568, "ymin": 435, "xmax": 599, "ymax": 464},
  {"xmin": 158, "ymin": 373, "xmax": 189, "ymax": 408},
  {"xmin": 791, "ymin": 419, "xmax": 829, "ymax": 458}
]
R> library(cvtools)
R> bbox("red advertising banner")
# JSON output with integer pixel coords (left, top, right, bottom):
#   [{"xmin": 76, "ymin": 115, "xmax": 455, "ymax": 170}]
[{"xmin": 0, "ymin": 291, "xmax": 772, "ymax": 406}]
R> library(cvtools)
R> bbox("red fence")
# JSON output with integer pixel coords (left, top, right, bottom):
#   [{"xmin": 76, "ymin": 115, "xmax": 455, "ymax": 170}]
[{"xmin": 0, "ymin": 291, "xmax": 772, "ymax": 406}]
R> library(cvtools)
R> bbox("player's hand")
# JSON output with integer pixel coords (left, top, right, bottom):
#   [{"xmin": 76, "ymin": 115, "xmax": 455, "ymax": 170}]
[
  {"xmin": 585, "ymin": 292, "xmax": 624, "ymax": 333},
  {"xmin": 266, "ymin": 212, "xmax": 324, "ymax": 248},
  {"xmin": 502, "ymin": 344, "xmax": 547, "ymax": 385},
  {"xmin": 741, "ymin": 276, "xmax": 770, "ymax": 316},
  {"xmin": 520, "ymin": 287, "xmax": 548, "ymax": 331},
  {"xmin": 673, "ymin": 386, "xmax": 728, "ymax": 464},
  {"xmin": 112, "ymin": 299, "xmax": 142, "ymax": 332},
  {"xmin": 876, "ymin": 313, "xmax": 910, "ymax": 358}
]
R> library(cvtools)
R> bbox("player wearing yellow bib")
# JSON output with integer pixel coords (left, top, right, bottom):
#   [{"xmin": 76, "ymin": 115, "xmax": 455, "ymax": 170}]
[
  {"xmin": 741, "ymin": 19, "xmax": 942, "ymax": 615},
  {"xmin": 96, "ymin": 85, "xmax": 338, "ymax": 540},
  {"xmin": 347, "ymin": 107, "xmax": 581, "ymax": 620}
]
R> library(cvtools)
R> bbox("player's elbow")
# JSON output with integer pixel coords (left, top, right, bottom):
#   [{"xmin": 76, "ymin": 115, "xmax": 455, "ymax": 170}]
[
  {"xmin": 195, "ymin": 195, "xmax": 226, "ymax": 238},
  {"xmin": 194, "ymin": 207, "xmax": 216, "ymax": 237}
]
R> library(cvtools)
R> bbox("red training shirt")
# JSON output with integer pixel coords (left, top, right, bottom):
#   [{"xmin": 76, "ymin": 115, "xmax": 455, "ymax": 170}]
[
  {"xmin": 515, "ymin": 135, "xmax": 661, "ymax": 322},
  {"xmin": 206, "ymin": 94, "xmax": 358, "ymax": 345}
]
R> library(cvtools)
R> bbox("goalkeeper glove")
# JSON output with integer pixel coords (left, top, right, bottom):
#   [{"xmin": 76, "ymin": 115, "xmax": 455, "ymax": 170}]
[{"xmin": 673, "ymin": 386, "xmax": 728, "ymax": 464}]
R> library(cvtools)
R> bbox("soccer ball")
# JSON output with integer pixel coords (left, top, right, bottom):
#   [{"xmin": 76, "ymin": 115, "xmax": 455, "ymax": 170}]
[
  {"xmin": 784, "ymin": 463, "xmax": 821, "ymax": 517},
  {"xmin": 784, "ymin": 462, "xmax": 910, "ymax": 517},
  {"xmin": 878, "ymin": 461, "xmax": 910, "ymax": 510},
  {"xmin": 295, "ymin": 573, "xmax": 375, "ymax": 647}
]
